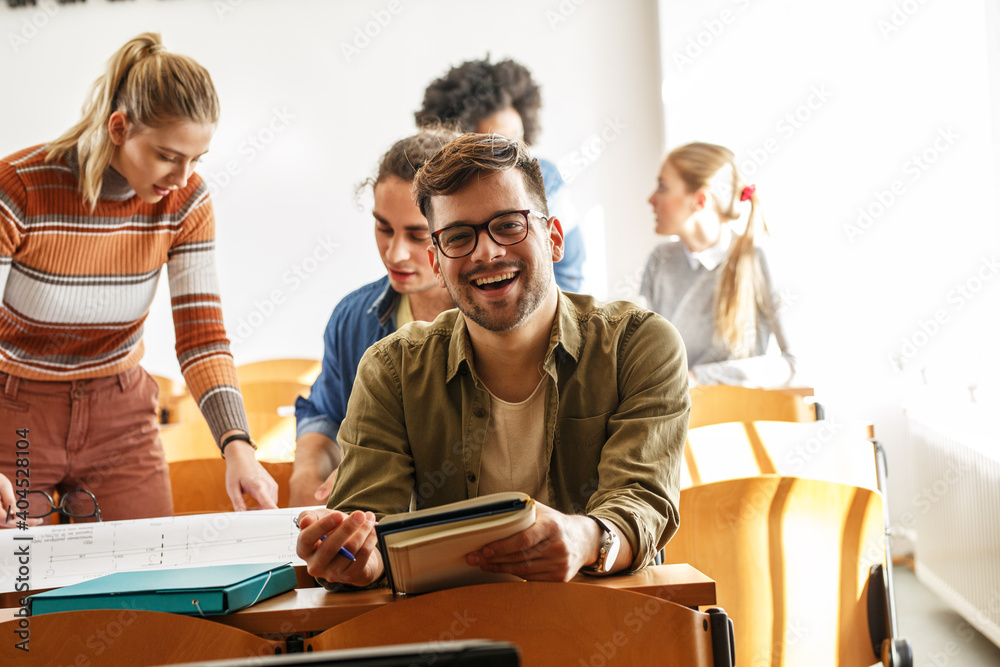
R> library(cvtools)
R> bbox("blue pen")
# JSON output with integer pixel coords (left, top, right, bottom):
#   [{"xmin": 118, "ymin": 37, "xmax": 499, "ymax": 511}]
[{"xmin": 293, "ymin": 515, "xmax": 356, "ymax": 561}]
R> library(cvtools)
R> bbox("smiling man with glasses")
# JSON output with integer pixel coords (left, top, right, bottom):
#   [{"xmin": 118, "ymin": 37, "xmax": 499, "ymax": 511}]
[{"xmin": 296, "ymin": 134, "xmax": 690, "ymax": 589}]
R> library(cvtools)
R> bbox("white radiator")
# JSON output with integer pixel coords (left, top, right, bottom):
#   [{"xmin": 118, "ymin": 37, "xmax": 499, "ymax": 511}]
[{"xmin": 906, "ymin": 398, "xmax": 1000, "ymax": 648}]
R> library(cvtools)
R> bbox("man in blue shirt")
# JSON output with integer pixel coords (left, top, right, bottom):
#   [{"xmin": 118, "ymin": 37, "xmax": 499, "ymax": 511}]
[{"xmin": 290, "ymin": 129, "xmax": 458, "ymax": 506}]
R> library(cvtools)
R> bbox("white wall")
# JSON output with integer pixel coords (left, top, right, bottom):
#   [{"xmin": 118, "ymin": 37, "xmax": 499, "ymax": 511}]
[
  {"xmin": 656, "ymin": 0, "xmax": 999, "ymax": 549},
  {"xmin": 0, "ymin": 0, "xmax": 663, "ymax": 370}
]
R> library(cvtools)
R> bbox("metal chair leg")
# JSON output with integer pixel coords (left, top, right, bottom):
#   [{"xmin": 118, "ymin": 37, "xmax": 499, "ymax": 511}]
[{"xmin": 871, "ymin": 437, "xmax": 913, "ymax": 667}]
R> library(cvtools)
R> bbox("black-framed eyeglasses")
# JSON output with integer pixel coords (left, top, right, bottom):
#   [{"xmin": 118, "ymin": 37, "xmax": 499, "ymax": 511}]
[
  {"xmin": 430, "ymin": 209, "xmax": 545, "ymax": 259},
  {"xmin": 22, "ymin": 489, "xmax": 103, "ymax": 523}
]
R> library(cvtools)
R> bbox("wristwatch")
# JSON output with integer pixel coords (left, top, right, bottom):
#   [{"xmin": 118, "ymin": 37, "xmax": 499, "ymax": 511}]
[
  {"xmin": 581, "ymin": 515, "xmax": 621, "ymax": 575},
  {"xmin": 219, "ymin": 432, "xmax": 257, "ymax": 459}
]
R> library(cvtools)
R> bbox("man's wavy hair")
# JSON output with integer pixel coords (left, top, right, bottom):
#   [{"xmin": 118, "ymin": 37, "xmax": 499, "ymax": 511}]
[
  {"xmin": 414, "ymin": 58, "xmax": 543, "ymax": 146},
  {"xmin": 412, "ymin": 134, "xmax": 547, "ymax": 227},
  {"xmin": 356, "ymin": 126, "xmax": 460, "ymax": 203}
]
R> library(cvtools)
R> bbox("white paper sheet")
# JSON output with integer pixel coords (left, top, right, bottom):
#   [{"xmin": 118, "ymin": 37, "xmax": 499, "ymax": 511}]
[{"xmin": 0, "ymin": 507, "xmax": 320, "ymax": 593}]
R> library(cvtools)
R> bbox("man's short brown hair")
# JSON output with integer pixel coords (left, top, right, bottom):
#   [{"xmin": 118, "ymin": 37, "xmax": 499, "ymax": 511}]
[{"xmin": 412, "ymin": 133, "xmax": 548, "ymax": 227}]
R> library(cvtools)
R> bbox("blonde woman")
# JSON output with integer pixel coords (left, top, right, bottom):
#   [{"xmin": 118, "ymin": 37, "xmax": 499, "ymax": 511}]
[
  {"xmin": 641, "ymin": 142, "xmax": 795, "ymax": 387},
  {"xmin": 0, "ymin": 33, "xmax": 277, "ymax": 526}
]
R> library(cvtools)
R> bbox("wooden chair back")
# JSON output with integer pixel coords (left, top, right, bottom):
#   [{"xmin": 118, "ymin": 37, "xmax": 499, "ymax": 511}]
[
  {"xmin": 306, "ymin": 581, "xmax": 730, "ymax": 666},
  {"xmin": 240, "ymin": 379, "xmax": 311, "ymax": 461},
  {"xmin": 0, "ymin": 609, "xmax": 283, "ymax": 665},
  {"xmin": 684, "ymin": 420, "xmax": 879, "ymax": 491},
  {"xmin": 683, "ymin": 386, "xmax": 820, "ymax": 488},
  {"xmin": 159, "ymin": 409, "xmax": 219, "ymax": 462},
  {"xmin": 169, "ymin": 459, "xmax": 293, "ymax": 514},
  {"xmin": 157, "ymin": 379, "xmax": 310, "ymax": 463},
  {"xmin": 660, "ymin": 476, "xmax": 885, "ymax": 667},
  {"xmin": 236, "ymin": 358, "xmax": 321, "ymax": 385},
  {"xmin": 149, "ymin": 373, "xmax": 188, "ymax": 425},
  {"xmin": 689, "ymin": 385, "xmax": 817, "ymax": 430}
]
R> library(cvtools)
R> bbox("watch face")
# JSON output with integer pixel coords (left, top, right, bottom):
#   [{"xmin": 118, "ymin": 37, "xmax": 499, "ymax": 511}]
[{"xmin": 603, "ymin": 535, "xmax": 621, "ymax": 572}]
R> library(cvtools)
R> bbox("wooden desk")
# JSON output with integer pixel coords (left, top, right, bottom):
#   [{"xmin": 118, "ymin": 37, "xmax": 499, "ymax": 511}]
[
  {"xmin": 0, "ymin": 569, "xmax": 724, "ymax": 666},
  {"xmin": 214, "ymin": 563, "xmax": 715, "ymax": 636}
]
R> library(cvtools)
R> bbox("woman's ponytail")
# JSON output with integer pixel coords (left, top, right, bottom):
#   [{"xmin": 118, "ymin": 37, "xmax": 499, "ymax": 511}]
[
  {"xmin": 47, "ymin": 33, "xmax": 218, "ymax": 210},
  {"xmin": 667, "ymin": 142, "xmax": 771, "ymax": 357}
]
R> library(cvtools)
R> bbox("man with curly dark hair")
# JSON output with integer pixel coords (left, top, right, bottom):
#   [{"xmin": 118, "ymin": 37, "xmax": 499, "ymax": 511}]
[{"xmin": 415, "ymin": 58, "xmax": 587, "ymax": 292}]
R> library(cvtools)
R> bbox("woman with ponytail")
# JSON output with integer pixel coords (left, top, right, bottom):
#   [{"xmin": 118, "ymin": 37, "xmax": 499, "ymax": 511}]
[
  {"xmin": 0, "ymin": 33, "xmax": 277, "ymax": 525},
  {"xmin": 641, "ymin": 142, "xmax": 796, "ymax": 387}
]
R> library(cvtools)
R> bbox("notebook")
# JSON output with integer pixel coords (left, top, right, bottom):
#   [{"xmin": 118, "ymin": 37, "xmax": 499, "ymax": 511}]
[
  {"xmin": 28, "ymin": 561, "xmax": 296, "ymax": 616},
  {"xmin": 376, "ymin": 492, "xmax": 536, "ymax": 595}
]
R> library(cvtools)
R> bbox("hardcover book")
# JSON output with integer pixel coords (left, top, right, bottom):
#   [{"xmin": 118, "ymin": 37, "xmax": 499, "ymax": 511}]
[
  {"xmin": 376, "ymin": 492, "xmax": 536, "ymax": 595},
  {"xmin": 28, "ymin": 561, "xmax": 296, "ymax": 616}
]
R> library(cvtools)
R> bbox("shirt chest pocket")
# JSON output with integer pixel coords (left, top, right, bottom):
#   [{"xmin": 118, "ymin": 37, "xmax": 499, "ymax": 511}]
[{"xmin": 555, "ymin": 413, "xmax": 609, "ymax": 465}]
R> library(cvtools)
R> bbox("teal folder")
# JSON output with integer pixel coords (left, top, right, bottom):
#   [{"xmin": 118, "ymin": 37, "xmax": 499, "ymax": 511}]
[{"xmin": 27, "ymin": 562, "xmax": 296, "ymax": 616}]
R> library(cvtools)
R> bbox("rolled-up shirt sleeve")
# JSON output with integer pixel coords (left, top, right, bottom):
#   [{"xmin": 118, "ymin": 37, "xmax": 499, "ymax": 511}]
[{"xmin": 586, "ymin": 313, "xmax": 690, "ymax": 570}]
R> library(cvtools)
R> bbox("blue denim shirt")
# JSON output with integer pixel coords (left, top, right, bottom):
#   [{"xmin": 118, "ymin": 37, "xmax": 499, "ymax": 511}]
[
  {"xmin": 294, "ymin": 276, "xmax": 398, "ymax": 444},
  {"xmin": 540, "ymin": 158, "xmax": 586, "ymax": 293}
]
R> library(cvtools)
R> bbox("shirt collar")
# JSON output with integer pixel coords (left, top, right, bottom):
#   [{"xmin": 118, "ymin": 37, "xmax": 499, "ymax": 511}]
[
  {"xmin": 366, "ymin": 277, "xmax": 401, "ymax": 328},
  {"xmin": 682, "ymin": 224, "xmax": 732, "ymax": 271}
]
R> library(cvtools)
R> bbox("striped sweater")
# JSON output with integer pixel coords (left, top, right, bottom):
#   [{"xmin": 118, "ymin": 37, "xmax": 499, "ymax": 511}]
[{"xmin": 0, "ymin": 145, "xmax": 248, "ymax": 443}]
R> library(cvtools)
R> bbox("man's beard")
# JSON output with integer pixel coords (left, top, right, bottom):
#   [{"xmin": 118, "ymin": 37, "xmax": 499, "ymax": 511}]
[{"xmin": 443, "ymin": 259, "xmax": 550, "ymax": 333}]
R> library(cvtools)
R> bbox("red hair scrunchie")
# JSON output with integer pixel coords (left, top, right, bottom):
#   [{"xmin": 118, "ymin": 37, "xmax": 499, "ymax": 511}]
[{"xmin": 740, "ymin": 184, "xmax": 756, "ymax": 202}]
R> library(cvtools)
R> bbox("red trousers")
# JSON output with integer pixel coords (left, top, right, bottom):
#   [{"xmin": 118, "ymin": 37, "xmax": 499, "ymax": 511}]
[{"xmin": 0, "ymin": 366, "xmax": 173, "ymax": 522}]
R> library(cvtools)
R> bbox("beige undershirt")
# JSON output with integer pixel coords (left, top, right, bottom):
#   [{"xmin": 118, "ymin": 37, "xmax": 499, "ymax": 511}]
[
  {"xmin": 395, "ymin": 293, "xmax": 414, "ymax": 327},
  {"xmin": 477, "ymin": 378, "xmax": 550, "ymax": 503}
]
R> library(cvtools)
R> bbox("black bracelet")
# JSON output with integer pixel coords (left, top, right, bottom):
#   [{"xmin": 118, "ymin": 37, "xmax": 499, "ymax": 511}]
[{"xmin": 220, "ymin": 433, "xmax": 256, "ymax": 459}]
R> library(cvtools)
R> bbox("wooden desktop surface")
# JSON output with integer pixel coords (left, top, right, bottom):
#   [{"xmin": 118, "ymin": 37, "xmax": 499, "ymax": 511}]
[
  {"xmin": 213, "ymin": 563, "xmax": 716, "ymax": 635},
  {"xmin": 0, "ymin": 564, "xmax": 716, "ymax": 665}
]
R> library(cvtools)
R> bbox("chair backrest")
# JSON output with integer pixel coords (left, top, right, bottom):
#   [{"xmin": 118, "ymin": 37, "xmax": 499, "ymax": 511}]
[
  {"xmin": 236, "ymin": 358, "xmax": 322, "ymax": 385},
  {"xmin": 684, "ymin": 420, "xmax": 879, "ymax": 491},
  {"xmin": 0, "ymin": 609, "xmax": 283, "ymax": 664},
  {"xmin": 149, "ymin": 373, "xmax": 188, "ymax": 425},
  {"xmin": 157, "ymin": 380, "xmax": 307, "ymax": 463},
  {"xmin": 306, "ymin": 581, "xmax": 732, "ymax": 666},
  {"xmin": 689, "ymin": 385, "xmax": 817, "ymax": 430},
  {"xmin": 240, "ymin": 379, "xmax": 311, "ymax": 461},
  {"xmin": 660, "ymin": 475, "xmax": 885, "ymax": 667},
  {"xmin": 159, "ymin": 411, "xmax": 219, "ymax": 462},
  {"xmin": 169, "ymin": 459, "xmax": 293, "ymax": 514}
]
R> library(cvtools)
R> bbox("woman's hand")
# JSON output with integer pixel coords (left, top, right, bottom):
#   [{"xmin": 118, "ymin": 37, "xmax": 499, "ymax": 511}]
[{"xmin": 222, "ymin": 440, "xmax": 279, "ymax": 511}]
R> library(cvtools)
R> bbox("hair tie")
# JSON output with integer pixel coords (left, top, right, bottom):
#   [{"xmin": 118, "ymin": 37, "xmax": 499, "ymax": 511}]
[{"xmin": 740, "ymin": 185, "xmax": 756, "ymax": 202}]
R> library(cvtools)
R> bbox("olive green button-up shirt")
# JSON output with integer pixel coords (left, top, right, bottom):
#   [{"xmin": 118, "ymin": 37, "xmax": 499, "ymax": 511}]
[{"xmin": 330, "ymin": 291, "xmax": 690, "ymax": 569}]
